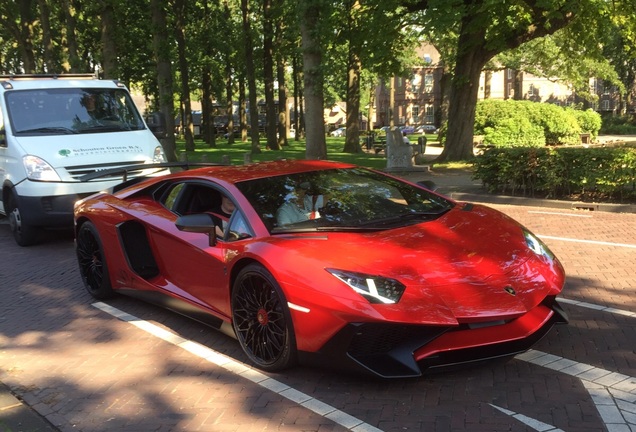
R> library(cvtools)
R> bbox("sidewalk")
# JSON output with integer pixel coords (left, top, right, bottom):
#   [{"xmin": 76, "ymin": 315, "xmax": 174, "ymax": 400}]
[
  {"xmin": 386, "ymin": 142, "xmax": 636, "ymax": 214},
  {"xmin": 0, "ymin": 382, "xmax": 57, "ymax": 431}
]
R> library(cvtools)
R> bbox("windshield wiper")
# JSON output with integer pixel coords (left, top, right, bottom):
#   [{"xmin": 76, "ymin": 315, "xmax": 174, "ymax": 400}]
[
  {"xmin": 18, "ymin": 126, "xmax": 78, "ymax": 135},
  {"xmin": 358, "ymin": 208, "xmax": 450, "ymax": 227}
]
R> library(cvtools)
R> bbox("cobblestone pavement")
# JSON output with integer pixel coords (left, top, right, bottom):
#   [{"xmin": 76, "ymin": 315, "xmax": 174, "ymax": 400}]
[{"xmin": 1, "ymin": 173, "xmax": 635, "ymax": 431}]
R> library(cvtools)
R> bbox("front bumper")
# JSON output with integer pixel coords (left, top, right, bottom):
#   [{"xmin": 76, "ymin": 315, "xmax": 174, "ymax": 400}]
[{"xmin": 299, "ymin": 299, "xmax": 568, "ymax": 379}]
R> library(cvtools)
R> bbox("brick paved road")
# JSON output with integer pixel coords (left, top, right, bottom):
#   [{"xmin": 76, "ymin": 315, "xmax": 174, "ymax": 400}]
[{"xmin": 0, "ymin": 204, "xmax": 634, "ymax": 432}]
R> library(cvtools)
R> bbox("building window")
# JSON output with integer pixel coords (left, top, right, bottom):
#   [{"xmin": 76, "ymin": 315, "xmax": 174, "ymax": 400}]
[
  {"xmin": 424, "ymin": 105, "xmax": 434, "ymax": 124},
  {"xmin": 424, "ymin": 74, "xmax": 434, "ymax": 93},
  {"xmin": 507, "ymin": 69, "xmax": 513, "ymax": 80},
  {"xmin": 412, "ymin": 106, "xmax": 420, "ymax": 123},
  {"xmin": 411, "ymin": 75, "xmax": 421, "ymax": 93},
  {"xmin": 528, "ymin": 84, "xmax": 536, "ymax": 96},
  {"xmin": 601, "ymin": 99, "xmax": 610, "ymax": 110}
]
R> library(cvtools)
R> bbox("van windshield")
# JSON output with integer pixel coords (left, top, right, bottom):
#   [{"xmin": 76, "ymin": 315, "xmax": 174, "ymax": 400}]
[{"xmin": 6, "ymin": 88, "xmax": 147, "ymax": 136}]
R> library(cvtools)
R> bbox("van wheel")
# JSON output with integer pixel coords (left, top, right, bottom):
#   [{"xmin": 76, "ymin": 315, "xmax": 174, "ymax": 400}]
[{"xmin": 7, "ymin": 192, "xmax": 40, "ymax": 246}]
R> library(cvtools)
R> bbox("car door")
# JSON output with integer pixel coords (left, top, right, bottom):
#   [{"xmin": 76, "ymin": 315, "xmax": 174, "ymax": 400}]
[{"xmin": 144, "ymin": 181, "xmax": 251, "ymax": 319}]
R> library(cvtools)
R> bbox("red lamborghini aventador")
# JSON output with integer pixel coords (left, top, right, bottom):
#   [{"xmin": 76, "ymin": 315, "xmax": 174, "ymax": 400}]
[{"xmin": 74, "ymin": 159, "xmax": 567, "ymax": 378}]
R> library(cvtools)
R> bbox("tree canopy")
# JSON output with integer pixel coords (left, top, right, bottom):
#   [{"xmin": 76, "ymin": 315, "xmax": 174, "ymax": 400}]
[{"xmin": 2, "ymin": 0, "xmax": 636, "ymax": 161}]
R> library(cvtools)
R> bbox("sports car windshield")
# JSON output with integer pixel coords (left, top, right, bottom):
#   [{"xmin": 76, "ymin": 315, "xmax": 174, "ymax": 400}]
[
  {"xmin": 6, "ymin": 88, "xmax": 146, "ymax": 135},
  {"xmin": 237, "ymin": 168, "xmax": 454, "ymax": 233}
]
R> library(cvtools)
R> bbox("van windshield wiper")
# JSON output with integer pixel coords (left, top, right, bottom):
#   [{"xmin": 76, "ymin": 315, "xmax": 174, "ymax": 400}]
[{"xmin": 18, "ymin": 127, "xmax": 78, "ymax": 135}]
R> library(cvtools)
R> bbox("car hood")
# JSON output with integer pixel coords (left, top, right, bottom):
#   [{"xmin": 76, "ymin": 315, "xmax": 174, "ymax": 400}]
[{"xmin": 265, "ymin": 203, "xmax": 565, "ymax": 324}]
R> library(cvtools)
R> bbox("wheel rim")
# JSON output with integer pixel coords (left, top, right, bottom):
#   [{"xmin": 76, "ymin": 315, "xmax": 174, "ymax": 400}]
[
  {"xmin": 8, "ymin": 205, "xmax": 21, "ymax": 235},
  {"xmin": 233, "ymin": 274, "xmax": 287, "ymax": 366},
  {"xmin": 76, "ymin": 227, "xmax": 104, "ymax": 292}
]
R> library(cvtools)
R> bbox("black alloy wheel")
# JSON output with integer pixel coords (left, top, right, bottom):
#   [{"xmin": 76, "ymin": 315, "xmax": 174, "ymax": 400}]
[
  {"xmin": 76, "ymin": 221, "xmax": 114, "ymax": 299},
  {"xmin": 232, "ymin": 264, "xmax": 297, "ymax": 372}
]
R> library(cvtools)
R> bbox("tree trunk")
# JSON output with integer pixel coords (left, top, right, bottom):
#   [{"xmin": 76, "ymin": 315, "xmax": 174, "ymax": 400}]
[
  {"xmin": 277, "ymin": 57, "xmax": 288, "ymax": 147},
  {"xmin": 61, "ymin": 0, "xmax": 80, "ymax": 72},
  {"xmin": 275, "ymin": 9, "xmax": 288, "ymax": 147},
  {"xmin": 262, "ymin": 0, "xmax": 279, "ymax": 150},
  {"xmin": 101, "ymin": 0, "xmax": 118, "ymax": 79},
  {"xmin": 436, "ymin": 12, "xmax": 492, "ymax": 163},
  {"xmin": 300, "ymin": 0, "xmax": 327, "ymax": 160},
  {"xmin": 174, "ymin": 0, "xmax": 194, "ymax": 151},
  {"xmin": 437, "ymin": 32, "xmax": 488, "ymax": 162},
  {"xmin": 202, "ymin": 68, "xmax": 216, "ymax": 147},
  {"xmin": 16, "ymin": 0, "xmax": 37, "ymax": 73},
  {"xmin": 151, "ymin": 0, "xmax": 177, "ymax": 162},
  {"xmin": 343, "ymin": 48, "xmax": 361, "ymax": 153},
  {"xmin": 239, "ymin": 76, "xmax": 248, "ymax": 141},
  {"xmin": 368, "ymin": 85, "xmax": 375, "ymax": 131},
  {"xmin": 242, "ymin": 0, "xmax": 261, "ymax": 153},
  {"xmin": 36, "ymin": 0, "xmax": 55, "ymax": 72},
  {"xmin": 225, "ymin": 63, "xmax": 235, "ymax": 145}
]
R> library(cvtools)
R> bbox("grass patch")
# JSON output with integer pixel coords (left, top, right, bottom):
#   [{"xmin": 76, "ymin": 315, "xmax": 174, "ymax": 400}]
[{"xmin": 175, "ymin": 135, "xmax": 440, "ymax": 171}]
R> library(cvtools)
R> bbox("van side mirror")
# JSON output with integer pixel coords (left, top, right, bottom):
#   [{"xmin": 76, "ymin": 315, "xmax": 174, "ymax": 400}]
[{"xmin": 146, "ymin": 112, "xmax": 167, "ymax": 139}]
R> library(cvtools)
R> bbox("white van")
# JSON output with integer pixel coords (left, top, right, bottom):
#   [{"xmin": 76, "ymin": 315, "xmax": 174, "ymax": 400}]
[{"xmin": 0, "ymin": 74, "xmax": 167, "ymax": 246}]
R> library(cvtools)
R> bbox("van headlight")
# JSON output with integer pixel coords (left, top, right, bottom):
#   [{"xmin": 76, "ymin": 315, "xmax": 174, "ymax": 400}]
[
  {"xmin": 23, "ymin": 155, "xmax": 61, "ymax": 181},
  {"xmin": 153, "ymin": 145, "xmax": 167, "ymax": 163}
]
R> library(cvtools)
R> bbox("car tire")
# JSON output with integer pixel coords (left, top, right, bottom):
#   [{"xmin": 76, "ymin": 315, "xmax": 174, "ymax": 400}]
[
  {"xmin": 7, "ymin": 192, "xmax": 40, "ymax": 247},
  {"xmin": 232, "ymin": 263, "xmax": 297, "ymax": 372},
  {"xmin": 76, "ymin": 221, "xmax": 115, "ymax": 299}
]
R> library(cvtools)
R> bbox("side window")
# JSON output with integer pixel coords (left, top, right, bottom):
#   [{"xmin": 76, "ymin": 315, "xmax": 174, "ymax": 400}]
[
  {"xmin": 227, "ymin": 211, "xmax": 252, "ymax": 242},
  {"xmin": 162, "ymin": 183, "xmax": 186, "ymax": 212}
]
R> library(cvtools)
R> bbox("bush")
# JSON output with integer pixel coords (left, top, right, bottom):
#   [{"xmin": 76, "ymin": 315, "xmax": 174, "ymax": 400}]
[
  {"xmin": 473, "ymin": 146, "xmax": 636, "ymax": 202},
  {"xmin": 475, "ymin": 100, "xmax": 600, "ymax": 147}
]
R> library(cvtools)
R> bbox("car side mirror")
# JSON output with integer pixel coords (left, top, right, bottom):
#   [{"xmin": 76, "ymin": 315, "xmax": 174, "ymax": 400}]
[
  {"xmin": 146, "ymin": 112, "xmax": 167, "ymax": 139},
  {"xmin": 175, "ymin": 213, "xmax": 217, "ymax": 246}
]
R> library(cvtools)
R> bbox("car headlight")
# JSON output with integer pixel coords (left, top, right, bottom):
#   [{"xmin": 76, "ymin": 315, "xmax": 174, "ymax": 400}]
[
  {"xmin": 23, "ymin": 155, "xmax": 61, "ymax": 181},
  {"xmin": 327, "ymin": 268, "xmax": 406, "ymax": 304},
  {"xmin": 524, "ymin": 230, "xmax": 555, "ymax": 260}
]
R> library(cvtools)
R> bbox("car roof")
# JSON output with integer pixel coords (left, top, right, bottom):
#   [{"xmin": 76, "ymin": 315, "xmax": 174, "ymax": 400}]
[{"xmin": 171, "ymin": 159, "xmax": 357, "ymax": 185}]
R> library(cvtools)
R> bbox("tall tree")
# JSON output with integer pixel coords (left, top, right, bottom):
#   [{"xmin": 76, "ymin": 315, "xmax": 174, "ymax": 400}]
[
  {"xmin": 173, "ymin": 0, "xmax": 195, "ymax": 151},
  {"xmin": 150, "ymin": 0, "xmax": 178, "ymax": 162},
  {"xmin": 299, "ymin": 0, "xmax": 327, "ymax": 160},
  {"xmin": 262, "ymin": 0, "xmax": 280, "ymax": 149},
  {"xmin": 407, "ymin": 0, "xmax": 617, "ymax": 161},
  {"xmin": 241, "ymin": 0, "xmax": 261, "ymax": 153}
]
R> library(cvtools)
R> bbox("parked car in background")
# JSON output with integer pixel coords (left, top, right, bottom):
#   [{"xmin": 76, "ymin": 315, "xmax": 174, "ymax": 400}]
[
  {"xmin": 399, "ymin": 125, "xmax": 415, "ymax": 134},
  {"xmin": 330, "ymin": 126, "xmax": 346, "ymax": 137},
  {"xmin": 415, "ymin": 124, "xmax": 438, "ymax": 134}
]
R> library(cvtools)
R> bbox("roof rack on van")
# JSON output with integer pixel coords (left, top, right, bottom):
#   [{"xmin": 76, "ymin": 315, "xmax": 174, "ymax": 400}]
[{"xmin": 0, "ymin": 73, "xmax": 97, "ymax": 80}]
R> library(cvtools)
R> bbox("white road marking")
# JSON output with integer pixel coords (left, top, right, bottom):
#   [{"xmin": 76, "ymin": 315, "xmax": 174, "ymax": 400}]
[
  {"xmin": 516, "ymin": 350, "xmax": 636, "ymax": 431},
  {"xmin": 538, "ymin": 234, "xmax": 636, "ymax": 249},
  {"xmin": 528, "ymin": 211, "xmax": 593, "ymax": 218},
  {"xmin": 93, "ymin": 293, "xmax": 636, "ymax": 432},
  {"xmin": 490, "ymin": 404, "xmax": 564, "ymax": 431},
  {"xmin": 559, "ymin": 297, "xmax": 636, "ymax": 319},
  {"xmin": 92, "ymin": 302, "xmax": 383, "ymax": 432}
]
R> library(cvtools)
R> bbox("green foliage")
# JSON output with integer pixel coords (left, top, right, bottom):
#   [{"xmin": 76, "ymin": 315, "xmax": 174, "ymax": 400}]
[
  {"xmin": 474, "ymin": 146, "xmax": 636, "ymax": 202},
  {"xmin": 475, "ymin": 100, "xmax": 601, "ymax": 147}
]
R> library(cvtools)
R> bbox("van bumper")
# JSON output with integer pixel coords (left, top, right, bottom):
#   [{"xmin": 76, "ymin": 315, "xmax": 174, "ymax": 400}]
[{"xmin": 16, "ymin": 193, "xmax": 93, "ymax": 227}]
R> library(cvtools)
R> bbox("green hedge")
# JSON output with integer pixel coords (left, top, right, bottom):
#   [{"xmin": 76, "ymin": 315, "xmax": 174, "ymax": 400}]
[
  {"xmin": 473, "ymin": 147, "xmax": 636, "ymax": 202},
  {"xmin": 474, "ymin": 100, "xmax": 601, "ymax": 147}
]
